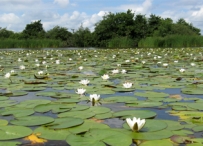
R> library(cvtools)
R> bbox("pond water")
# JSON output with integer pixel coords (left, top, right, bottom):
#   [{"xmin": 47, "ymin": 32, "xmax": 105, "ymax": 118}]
[{"xmin": 0, "ymin": 47, "xmax": 203, "ymax": 146}]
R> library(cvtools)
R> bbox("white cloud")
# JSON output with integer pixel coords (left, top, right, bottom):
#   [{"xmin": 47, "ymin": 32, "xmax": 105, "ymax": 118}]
[
  {"xmin": 0, "ymin": 13, "xmax": 20, "ymax": 23},
  {"xmin": 159, "ymin": 4, "xmax": 203, "ymax": 34},
  {"xmin": 54, "ymin": 0, "xmax": 69, "ymax": 7},
  {"xmin": 109, "ymin": 0, "xmax": 153, "ymax": 14}
]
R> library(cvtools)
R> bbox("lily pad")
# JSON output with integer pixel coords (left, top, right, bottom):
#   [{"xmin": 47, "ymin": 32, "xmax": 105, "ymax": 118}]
[
  {"xmin": 0, "ymin": 126, "xmax": 32, "ymax": 140},
  {"xmin": 10, "ymin": 116, "xmax": 54, "ymax": 126},
  {"xmin": 68, "ymin": 120, "xmax": 110, "ymax": 134},
  {"xmin": 0, "ymin": 119, "xmax": 8, "ymax": 126},
  {"xmin": 15, "ymin": 99, "xmax": 51, "ymax": 108},
  {"xmin": 131, "ymin": 129, "xmax": 173, "ymax": 140},
  {"xmin": 1, "ymin": 108, "xmax": 34, "ymax": 117},
  {"xmin": 58, "ymin": 110, "xmax": 95, "ymax": 119},
  {"xmin": 34, "ymin": 126, "xmax": 71, "ymax": 140},
  {"xmin": 140, "ymin": 139, "xmax": 173, "ymax": 146},
  {"xmin": 123, "ymin": 119, "xmax": 167, "ymax": 132},
  {"xmin": 46, "ymin": 117, "xmax": 84, "ymax": 129},
  {"xmin": 0, "ymin": 100, "xmax": 18, "ymax": 108},
  {"xmin": 113, "ymin": 110, "xmax": 157, "ymax": 119}
]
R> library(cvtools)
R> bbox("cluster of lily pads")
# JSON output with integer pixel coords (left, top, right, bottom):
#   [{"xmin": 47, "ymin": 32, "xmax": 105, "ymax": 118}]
[{"xmin": 0, "ymin": 48, "xmax": 203, "ymax": 145}]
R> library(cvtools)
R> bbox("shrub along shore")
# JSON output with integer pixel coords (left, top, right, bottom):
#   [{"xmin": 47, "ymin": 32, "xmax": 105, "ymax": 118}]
[{"xmin": 1, "ymin": 35, "xmax": 202, "ymax": 49}]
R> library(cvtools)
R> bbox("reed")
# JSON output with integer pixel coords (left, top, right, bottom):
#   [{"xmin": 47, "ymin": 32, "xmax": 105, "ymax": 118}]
[
  {"xmin": 0, "ymin": 39, "xmax": 63, "ymax": 48},
  {"xmin": 108, "ymin": 37, "xmax": 135, "ymax": 48},
  {"xmin": 138, "ymin": 35, "xmax": 203, "ymax": 48}
]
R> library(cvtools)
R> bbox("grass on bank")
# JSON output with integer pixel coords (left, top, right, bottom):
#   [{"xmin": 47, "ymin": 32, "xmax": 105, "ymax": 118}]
[
  {"xmin": 138, "ymin": 35, "xmax": 203, "ymax": 48},
  {"xmin": 108, "ymin": 37, "xmax": 136, "ymax": 48},
  {"xmin": 0, "ymin": 39, "xmax": 63, "ymax": 48}
]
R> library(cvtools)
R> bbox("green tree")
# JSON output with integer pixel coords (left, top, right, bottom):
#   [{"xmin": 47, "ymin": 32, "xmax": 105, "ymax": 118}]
[
  {"xmin": 176, "ymin": 18, "xmax": 200, "ymax": 35},
  {"xmin": 94, "ymin": 10, "xmax": 135, "ymax": 47},
  {"xmin": 0, "ymin": 27, "xmax": 14, "ymax": 39},
  {"xmin": 72, "ymin": 25, "xmax": 93, "ymax": 47},
  {"xmin": 134, "ymin": 14, "xmax": 148, "ymax": 42},
  {"xmin": 147, "ymin": 14, "xmax": 162, "ymax": 36},
  {"xmin": 153, "ymin": 18, "xmax": 173, "ymax": 37},
  {"xmin": 46, "ymin": 26, "xmax": 72, "ymax": 41},
  {"xmin": 22, "ymin": 20, "xmax": 45, "ymax": 39}
]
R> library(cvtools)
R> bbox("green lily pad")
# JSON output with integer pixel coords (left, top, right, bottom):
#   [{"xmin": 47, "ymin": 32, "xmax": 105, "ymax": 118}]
[
  {"xmin": 123, "ymin": 119, "xmax": 167, "ymax": 132},
  {"xmin": 66, "ymin": 128, "xmax": 132, "ymax": 146},
  {"xmin": 34, "ymin": 103, "xmax": 73, "ymax": 113},
  {"xmin": 0, "ymin": 96, "xmax": 9, "ymax": 101},
  {"xmin": 0, "ymin": 119, "xmax": 8, "ymax": 126},
  {"xmin": 46, "ymin": 117, "xmax": 84, "ymax": 129},
  {"xmin": 103, "ymin": 96, "xmax": 137, "ymax": 103},
  {"xmin": 10, "ymin": 116, "xmax": 54, "ymax": 126},
  {"xmin": 68, "ymin": 120, "xmax": 110, "ymax": 134},
  {"xmin": 9, "ymin": 90, "xmax": 28, "ymax": 97},
  {"xmin": 0, "ymin": 100, "xmax": 18, "ymax": 108},
  {"xmin": 192, "ymin": 125, "xmax": 203, "ymax": 132},
  {"xmin": 0, "ymin": 126, "xmax": 32, "ymax": 140},
  {"xmin": 126, "ymin": 101, "xmax": 163, "ymax": 108},
  {"xmin": 34, "ymin": 126, "xmax": 71, "ymax": 140},
  {"xmin": 140, "ymin": 139, "xmax": 173, "ymax": 146},
  {"xmin": 15, "ymin": 99, "xmax": 51, "ymax": 108},
  {"xmin": 172, "ymin": 129, "xmax": 194, "ymax": 136},
  {"xmin": 90, "ymin": 106, "xmax": 111, "ymax": 115},
  {"xmin": 135, "ymin": 91, "xmax": 169, "ymax": 98},
  {"xmin": 162, "ymin": 120, "xmax": 184, "ymax": 131},
  {"xmin": 1, "ymin": 108, "xmax": 34, "ymax": 117},
  {"xmin": 131, "ymin": 129, "xmax": 173, "ymax": 140},
  {"xmin": 0, "ymin": 142, "xmax": 22, "ymax": 146},
  {"xmin": 181, "ymin": 88, "xmax": 203, "ymax": 95},
  {"xmin": 113, "ymin": 110, "xmax": 157, "ymax": 119},
  {"xmin": 58, "ymin": 110, "xmax": 95, "ymax": 119}
]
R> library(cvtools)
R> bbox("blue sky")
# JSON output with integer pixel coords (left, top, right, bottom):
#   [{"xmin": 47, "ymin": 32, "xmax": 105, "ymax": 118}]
[{"xmin": 0, "ymin": 0, "xmax": 203, "ymax": 34}]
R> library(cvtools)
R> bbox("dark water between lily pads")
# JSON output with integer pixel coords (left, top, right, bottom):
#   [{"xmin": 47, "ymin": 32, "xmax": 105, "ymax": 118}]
[{"xmin": 1, "ymin": 47, "xmax": 203, "ymax": 146}]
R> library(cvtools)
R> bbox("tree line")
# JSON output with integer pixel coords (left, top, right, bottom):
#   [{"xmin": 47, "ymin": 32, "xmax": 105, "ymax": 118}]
[{"xmin": 0, "ymin": 10, "xmax": 202, "ymax": 48}]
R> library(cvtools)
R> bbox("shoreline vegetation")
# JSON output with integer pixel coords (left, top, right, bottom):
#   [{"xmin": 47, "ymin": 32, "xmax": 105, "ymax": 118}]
[{"xmin": 0, "ymin": 10, "xmax": 202, "ymax": 49}]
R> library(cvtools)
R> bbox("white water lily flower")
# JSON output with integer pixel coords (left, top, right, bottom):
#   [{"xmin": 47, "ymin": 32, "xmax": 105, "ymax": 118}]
[
  {"xmin": 191, "ymin": 63, "xmax": 195, "ymax": 66},
  {"xmin": 4, "ymin": 72, "xmax": 11, "ymax": 78},
  {"xmin": 142, "ymin": 61, "xmax": 146, "ymax": 64},
  {"xmin": 174, "ymin": 60, "xmax": 178, "ymax": 63},
  {"xmin": 121, "ymin": 69, "xmax": 127, "ymax": 74},
  {"xmin": 125, "ymin": 60, "xmax": 130, "ymax": 63},
  {"xmin": 79, "ymin": 79, "xmax": 90, "ymax": 86},
  {"xmin": 163, "ymin": 63, "xmax": 168, "ymax": 67},
  {"xmin": 10, "ymin": 70, "xmax": 15, "ymax": 73},
  {"xmin": 78, "ymin": 66, "xmax": 83, "ymax": 70},
  {"xmin": 18, "ymin": 58, "xmax": 22, "ymax": 62},
  {"xmin": 123, "ymin": 82, "xmax": 133, "ymax": 88},
  {"xmin": 38, "ymin": 71, "xmax": 43, "ymax": 75},
  {"xmin": 101, "ymin": 74, "xmax": 110, "ymax": 80},
  {"xmin": 126, "ymin": 117, "xmax": 146, "ymax": 132},
  {"xmin": 35, "ymin": 63, "xmax": 40, "ymax": 67},
  {"xmin": 112, "ymin": 55, "xmax": 116, "ymax": 58},
  {"xmin": 56, "ymin": 60, "xmax": 60, "ymax": 64},
  {"xmin": 157, "ymin": 56, "xmax": 161, "ymax": 59},
  {"xmin": 19, "ymin": 65, "xmax": 25, "ymax": 70},
  {"xmin": 89, "ymin": 94, "xmax": 100, "ymax": 102},
  {"xmin": 112, "ymin": 69, "xmax": 119, "ymax": 74},
  {"xmin": 179, "ymin": 68, "xmax": 185, "ymax": 73},
  {"xmin": 76, "ymin": 88, "xmax": 86, "ymax": 95},
  {"xmin": 42, "ymin": 61, "xmax": 46, "ymax": 64},
  {"xmin": 117, "ymin": 64, "xmax": 121, "ymax": 67}
]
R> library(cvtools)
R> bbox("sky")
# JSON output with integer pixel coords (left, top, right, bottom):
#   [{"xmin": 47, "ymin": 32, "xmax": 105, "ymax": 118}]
[{"xmin": 0, "ymin": 0, "xmax": 203, "ymax": 34}]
